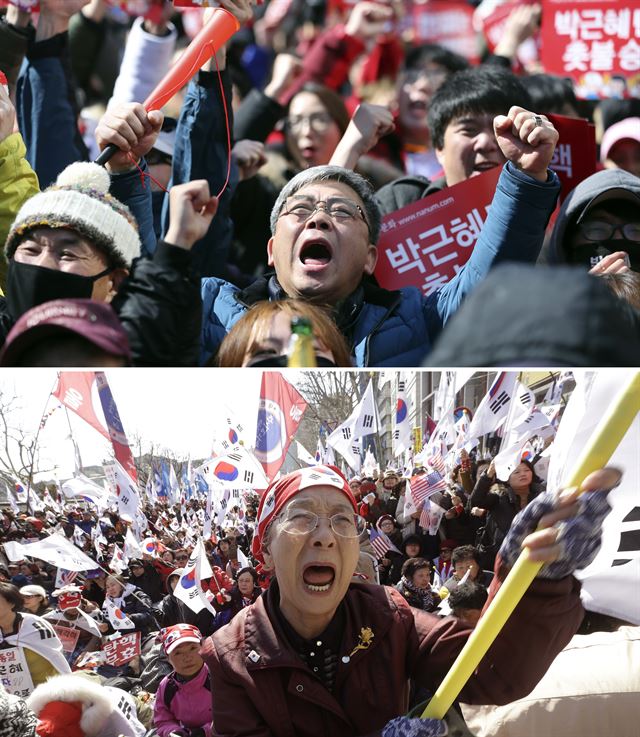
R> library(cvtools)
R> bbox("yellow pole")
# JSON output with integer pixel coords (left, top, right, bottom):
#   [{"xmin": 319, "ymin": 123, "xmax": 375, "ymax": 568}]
[{"xmin": 422, "ymin": 371, "xmax": 640, "ymax": 720}]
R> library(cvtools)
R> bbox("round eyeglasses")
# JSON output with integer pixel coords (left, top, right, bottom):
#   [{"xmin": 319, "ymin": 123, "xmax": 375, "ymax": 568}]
[
  {"xmin": 285, "ymin": 112, "xmax": 334, "ymax": 134},
  {"xmin": 277, "ymin": 509, "xmax": 367, "ymax": 538}
]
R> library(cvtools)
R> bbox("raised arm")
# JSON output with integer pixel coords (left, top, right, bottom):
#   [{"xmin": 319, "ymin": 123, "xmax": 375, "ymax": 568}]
[{"xmin": 427, "ymin": 106, "xmax": 560, "ymax": 329}]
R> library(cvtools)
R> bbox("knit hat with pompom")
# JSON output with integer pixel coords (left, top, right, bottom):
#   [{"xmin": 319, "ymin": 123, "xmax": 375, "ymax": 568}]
[{"xmin": 5, "ymin": 162, "xmax": 141, "ymax": 268}]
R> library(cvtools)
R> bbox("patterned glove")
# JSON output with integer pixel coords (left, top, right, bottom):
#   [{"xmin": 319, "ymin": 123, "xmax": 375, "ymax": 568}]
[
  {"xmin": 498, "ymin": 489, "xmax": 611, "ymax": 579},
  {"xmin": 382, "ymin": 717, "xmax": 448, "ymax": 737}
]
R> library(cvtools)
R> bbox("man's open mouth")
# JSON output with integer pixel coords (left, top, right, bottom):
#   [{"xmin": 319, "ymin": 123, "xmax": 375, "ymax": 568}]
[
  {"xmin": 303, "ymin": 564, "xmax": 336, "ymax": 593},
  {"xmin": 300, "ymin": 241, "xmax": 333, "ymax": 267},
  {"xmin": 473, "ymin": 161, "xmax": 499, "ymax": 173}
]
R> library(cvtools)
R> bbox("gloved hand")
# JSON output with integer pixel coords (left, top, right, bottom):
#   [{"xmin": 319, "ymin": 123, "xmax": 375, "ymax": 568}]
[
  {"xmin": 498, "ymin": 469, "xmax": 619, "ymax": 578},
  {"xmin": 382, "ymin": 717, "xmax": 448, "ymax": 737}
]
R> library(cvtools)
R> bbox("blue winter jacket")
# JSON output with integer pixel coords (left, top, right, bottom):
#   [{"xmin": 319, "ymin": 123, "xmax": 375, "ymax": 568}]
[{"xmin": 201, "ymin": 163, "xmax": 560, "ymax": 367}]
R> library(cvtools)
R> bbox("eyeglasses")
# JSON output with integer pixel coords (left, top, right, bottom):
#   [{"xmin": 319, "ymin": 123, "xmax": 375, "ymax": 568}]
[
  {"xmin": 285, "ymin": 112, "xmax": 334, "ymax": 134},
  {"xmin": 577, "ymin": 220, "xmax": 640, "ymax": 242},
  {"xmin": 279, "ymin": 197, "xmax": 369, "ymax": 230},
  {"xmin": 277, "ymin": 509, "xmax": 367, "ymax": 538}
]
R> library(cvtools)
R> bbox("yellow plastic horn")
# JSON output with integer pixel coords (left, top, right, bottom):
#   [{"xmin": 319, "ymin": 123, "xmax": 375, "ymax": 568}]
[{"xmin": 422, "ymin": 371, "xmax": 640, "ymax": 720}]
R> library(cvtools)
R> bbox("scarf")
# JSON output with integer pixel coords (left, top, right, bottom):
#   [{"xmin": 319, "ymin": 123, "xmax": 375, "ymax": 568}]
[
  {"xmin": 400, "ymin": 575, "xmax": 437, "ymax": 610},
  {"xmin": 0, "ymin": 612, "xmax": 70, "ymax": 675}
]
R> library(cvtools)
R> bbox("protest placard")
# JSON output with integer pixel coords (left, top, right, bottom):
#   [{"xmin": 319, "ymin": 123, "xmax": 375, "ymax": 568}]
[
  {"xmin": 547, "ymin": 113, "xmax": 597, "ymax": 202},
  {"xmin": 373, "ymin": 167, "xmax": 501, "ymax": 296},
  {"xmin": 412, "ymin": 1, "xmax": 480, "ymax": 63},
  {"xmin": 52, "ymin": 625, "xmax": 81, "ymax": 654},
  {"xmin": 479, "ymin": 0, "xmax": 540, "ymax": 69},
  {"xmin": 103, "ymin": 632, "xmax": 141, "ymax": 666},
  {"xmin": 540, "ymin": 0, "xmax": 640, "ymax": 99},
  {"xmin": 0, "ymin": 647, "xmax": 34, "ymax": 698}
]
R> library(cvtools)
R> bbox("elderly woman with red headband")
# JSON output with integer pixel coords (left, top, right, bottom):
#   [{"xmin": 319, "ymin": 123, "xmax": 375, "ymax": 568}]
[{"xmin": 201, "ymin": 464, "xmax": 619, "ymax": 737}]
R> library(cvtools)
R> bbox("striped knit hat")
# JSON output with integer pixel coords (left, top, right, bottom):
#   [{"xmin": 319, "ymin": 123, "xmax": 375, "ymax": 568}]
[{"xmin": 5, "ymin": 162, "xmax": 141, "ymax": 268}]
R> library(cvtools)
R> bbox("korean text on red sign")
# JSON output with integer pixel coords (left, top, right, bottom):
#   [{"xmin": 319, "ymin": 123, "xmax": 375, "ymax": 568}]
[
  {"xmin": 374, "ymin": 168, "xmax": 501, "ymax": 296},
  {"xmin": 541, "ymin": 0, "xmax": 640, "ymax": 99}
]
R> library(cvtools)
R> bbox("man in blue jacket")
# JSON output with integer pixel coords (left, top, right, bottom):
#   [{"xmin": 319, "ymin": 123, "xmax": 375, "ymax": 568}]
[{"xmin": 201, "ymin": 105, "xmax": 561, "ymax": 367}]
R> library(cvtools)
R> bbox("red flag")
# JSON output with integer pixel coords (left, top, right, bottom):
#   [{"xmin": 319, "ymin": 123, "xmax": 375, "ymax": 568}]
[
  {"xmin": 53, "ymin": 373, "xmax": 109, "ymax": 440},
  {"xmin": 255, "ymin": 373, "xmax": 307, "ymax": 482}
]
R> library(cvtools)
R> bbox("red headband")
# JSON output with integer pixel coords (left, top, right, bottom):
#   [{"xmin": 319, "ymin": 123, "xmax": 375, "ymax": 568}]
[{"xmin": 251, "ymin": 465, "xmax": 357, "ymax": 565}]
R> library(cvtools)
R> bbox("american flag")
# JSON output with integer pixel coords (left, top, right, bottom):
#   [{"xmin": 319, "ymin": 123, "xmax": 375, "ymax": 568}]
[
  {"xmin": 369, "ymin": 528, "xmax": 400, "ymax": 560},
  {"xmin": 410, "ymin": 470, "xmax": 447, "ymax": 507},
  {"xmin": 419, "ymin": 501, "xmax": 431, "ymax": 531},
  {"xmin": 426, "ymin": 451, "xmax": 446, "ymax": 477}
]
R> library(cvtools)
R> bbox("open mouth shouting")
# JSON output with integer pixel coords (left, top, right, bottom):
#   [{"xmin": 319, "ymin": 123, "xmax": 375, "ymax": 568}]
[
  {"xmin": 472, "ymin": 160, "xmax": 501, "ymax": 176},
  {"xmin": 299, "ymin": 239, "xmax": 334, "ymax": 271},
  {"xmin": 303, "ymin": 563, "xmax": 336, "ymax": 593}
]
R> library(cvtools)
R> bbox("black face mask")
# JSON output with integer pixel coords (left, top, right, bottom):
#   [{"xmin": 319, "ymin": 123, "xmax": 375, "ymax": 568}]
[
  {"xmin": 567, "ymin": 239, "xmax": 639, "ymax": 271},
  {"xmin": 6, "ymin": 260, "xmax": 113, "ymax": 320},
  {"xmin": 246, "ymin": 355, "xmax": 338, "ymax": 368}
]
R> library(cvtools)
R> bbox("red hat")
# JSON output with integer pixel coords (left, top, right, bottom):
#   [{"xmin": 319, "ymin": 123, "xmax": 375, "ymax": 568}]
[
  {"xmin": 160, "ymin": 623, "xmax": 203, "ymax": 655},
  {"xmin": 251, "ymin": 465, "xmax": 357, "ymax": 565},
  {"xmin": 0, "ymin": 299, "xmax": 131, "ymax": 366},
  {"xmin": 36, "ymin": 700, "xmax": 84, "ymax": 737}
]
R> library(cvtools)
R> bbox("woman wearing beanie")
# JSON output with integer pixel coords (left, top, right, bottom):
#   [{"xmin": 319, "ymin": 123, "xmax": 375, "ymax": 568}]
[{"xmin": 2, "ymin": 156, "xmax": 216, "ymax": 365}]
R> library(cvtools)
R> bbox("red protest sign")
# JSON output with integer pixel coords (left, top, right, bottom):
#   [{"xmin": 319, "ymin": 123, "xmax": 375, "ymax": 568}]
[
  {"xmin": 103, "ymin": 632, "xmax": 141, "ymax": 666},
  {"xmin": 52, "ymin": 625, "xmax": 81, "ymax": 654},
  {"xmin": 547, "ymin": 113, "xmax": 597, "ymax": 202},
  {"xmin": 540, "ymin": 0, "xmax": 640, "ymax": 99},
  {"xmin": 373, "ymin": 167, "xmax": 501, "ymax": 295},
  {"xmin": 412, "ymin": 1, "xmax": 480, "ymax": 63},
  {"xmin": 480, "ymin": 0, "xmax": 540, "ymax": 70}
]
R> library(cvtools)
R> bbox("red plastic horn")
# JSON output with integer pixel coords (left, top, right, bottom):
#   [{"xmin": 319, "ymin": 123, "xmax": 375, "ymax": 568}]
[{"xmin": 95, "ymin": 8, "xmax": 239, "ymax": 166}]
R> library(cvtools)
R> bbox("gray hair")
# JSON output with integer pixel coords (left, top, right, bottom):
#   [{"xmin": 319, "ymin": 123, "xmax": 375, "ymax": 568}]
[{"xmin": 270, "ymin": 166, "xmax": 382, "ymax": 244}]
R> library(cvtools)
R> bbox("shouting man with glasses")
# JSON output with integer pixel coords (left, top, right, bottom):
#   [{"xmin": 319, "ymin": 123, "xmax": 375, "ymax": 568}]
[
  {"xmin": 200, "ymin": 105, "xmax": 560, "ymax": 366},
  {"xmin": 201, "ymin": 464, "xmax": 621, "ymax": 737}
]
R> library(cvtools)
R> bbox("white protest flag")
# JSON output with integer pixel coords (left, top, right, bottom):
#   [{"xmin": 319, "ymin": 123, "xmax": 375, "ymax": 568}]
[
  {"xmin": 352, "ymin": 380, "xmax": 379, "ymax": 438},
  {"xmin": 327, "ymin": 417, "xmax": 360, "ymax": 471},
  {"xmin": 10, "ymin": 532, "xmax": 98, "ymax": 571},
  {"xmin": 296, "ymin": 441, "xmax": 317, "ymax": 467},
  {"xmin": 200, "ymin": 447, "xmax": 268, "ymax": 491},
  {"xmin": 203, "ymin": 485, "xmax": 213, "ymax": 540},
  {"xmin": 236, "ymin": 546, "xmax": 251, "ymax": 569},
  {"xmin": 103, "ymin": 597, "xmax": 136, "ymax": 630},
  {"xmin": 458, "ymin": 566, "xmax": 472, "ymax": 586},
  {"xmin": 13, "ymin": 479, "xmax": 27, "ymax": 502},
  {"xmin": 173, "ymin": 538, "xmax": 217, "ymax": 615},
  {"xmin": 103, "ymin": 460, "xmax": 141, "ymax": 523},
  {"xmin": 54, "ymin": 569, "xmax": 79, "ymax": 588},
  {"xmin": 363, "ymin": 447, "xmax": 379, "ymax": 478},
  {"xmin": 314, "ymin": 439, "xmax": 325, "ymax": 464},
  {"xmin": 546, "ymin": 371, "xmax": 640, "ymax": 625},
  {"xmin": 124, "ymin": 527, "xmax": 143, "ymax": 559},
  {"xmin": 28, "ymin": 488, "xmax": 45, "ymax": 512},
  {"xmin": 62, "ymin": 474, "xmax": 111, "ymax": 505},
  {"xmin": 73, "ymin": 526, "xmax": 87, "ymax": 548},
  {"xmin": 324, "ymin": 442, "xmax": 336, "ymax": 467},
  {"xmin": 169, "ymin": 464, "xmax": 181, "ymax": 505},
  {"xmin": 6, "ymin": 487, "xmax": 19, "ymax": 515},
  {"xmin": 215, "ymin": 489, "xmax": 231, "ymax": 528},
  {"xmin": 543, "ymin": 370, "xmax": 573, "ymax": 405},
  {"xmin": 109, "ymin": 544, "xmax": 127, "ymax": 574},
  {"xmin": 393, "ymin": 376, "xmax": 412, "ymax": 457},
  {"xmin": 426, "ymin": 500, "xmax": 447, "ymax": 536},
  {"xmin": 468, "ymin": 372, "xmax": 519, "ymax": 440}
]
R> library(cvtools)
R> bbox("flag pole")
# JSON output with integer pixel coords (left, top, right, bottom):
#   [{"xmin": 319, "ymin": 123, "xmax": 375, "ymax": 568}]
[
  {"xmin": 26, "ymin": 374, "xmax": 60, "ymax": 515},
  {"xmin": 422, "ymin": 371, "xmax": 640, "ymax": 720}
]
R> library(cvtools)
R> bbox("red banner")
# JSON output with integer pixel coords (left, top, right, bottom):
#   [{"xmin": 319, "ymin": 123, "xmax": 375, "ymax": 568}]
[
  {"xmin": 255, "ymin": 373, "xmax": 307, "ymax": 484},
  {"xmin": 103, "ymin": 632, "xmax": 141, "ymax": 666},
  {"xmin": 480, "ymin": 0, "xmax": 540, "ymax": 69},
  {"xmin": 547, "ymin": 113, "xmax": 597, "ymax": 203},
  {"xmin": 374, "ymin": 167, "xmax": 501, "ymax": 295},
  {"xmin": 53, "ymin": 373, "xmax": 110, "ymax": 440},
  {"xmin": 412, "ymin": 1, "xmax": 480, "ymax": 63},
  {"xmin": 540, "ymin": 0, "xmax": 640, "ymax": 99}
]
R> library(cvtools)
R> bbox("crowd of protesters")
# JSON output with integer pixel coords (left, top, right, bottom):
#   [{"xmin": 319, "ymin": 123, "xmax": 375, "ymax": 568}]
[
  {"xmin": 0, "ymin": 445, "xmax": 634, "ymax": 735},
  {"xmin": 0, "ymin": 0, "xmax": 637, "ymax": 367}
]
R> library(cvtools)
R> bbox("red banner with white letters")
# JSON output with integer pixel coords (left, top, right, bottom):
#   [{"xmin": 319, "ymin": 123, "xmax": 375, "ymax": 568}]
[
  {"xmin": 547, "ymin": 113, "xmax": 597, "ymax": 203},
  {"xmin": 374, "ymin": 167, "xmax": 501, "ymax": 296},
  {"xmin": 103, "ymin": 632, "xmax": 141, "ymax": 666},
  {"xmin": 374, "ymin": 115, "xmax": 597, "ymax": 293},
  {"xmin": 540, "ymin": 0, "xmax": 640, "ymax": 99}
]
